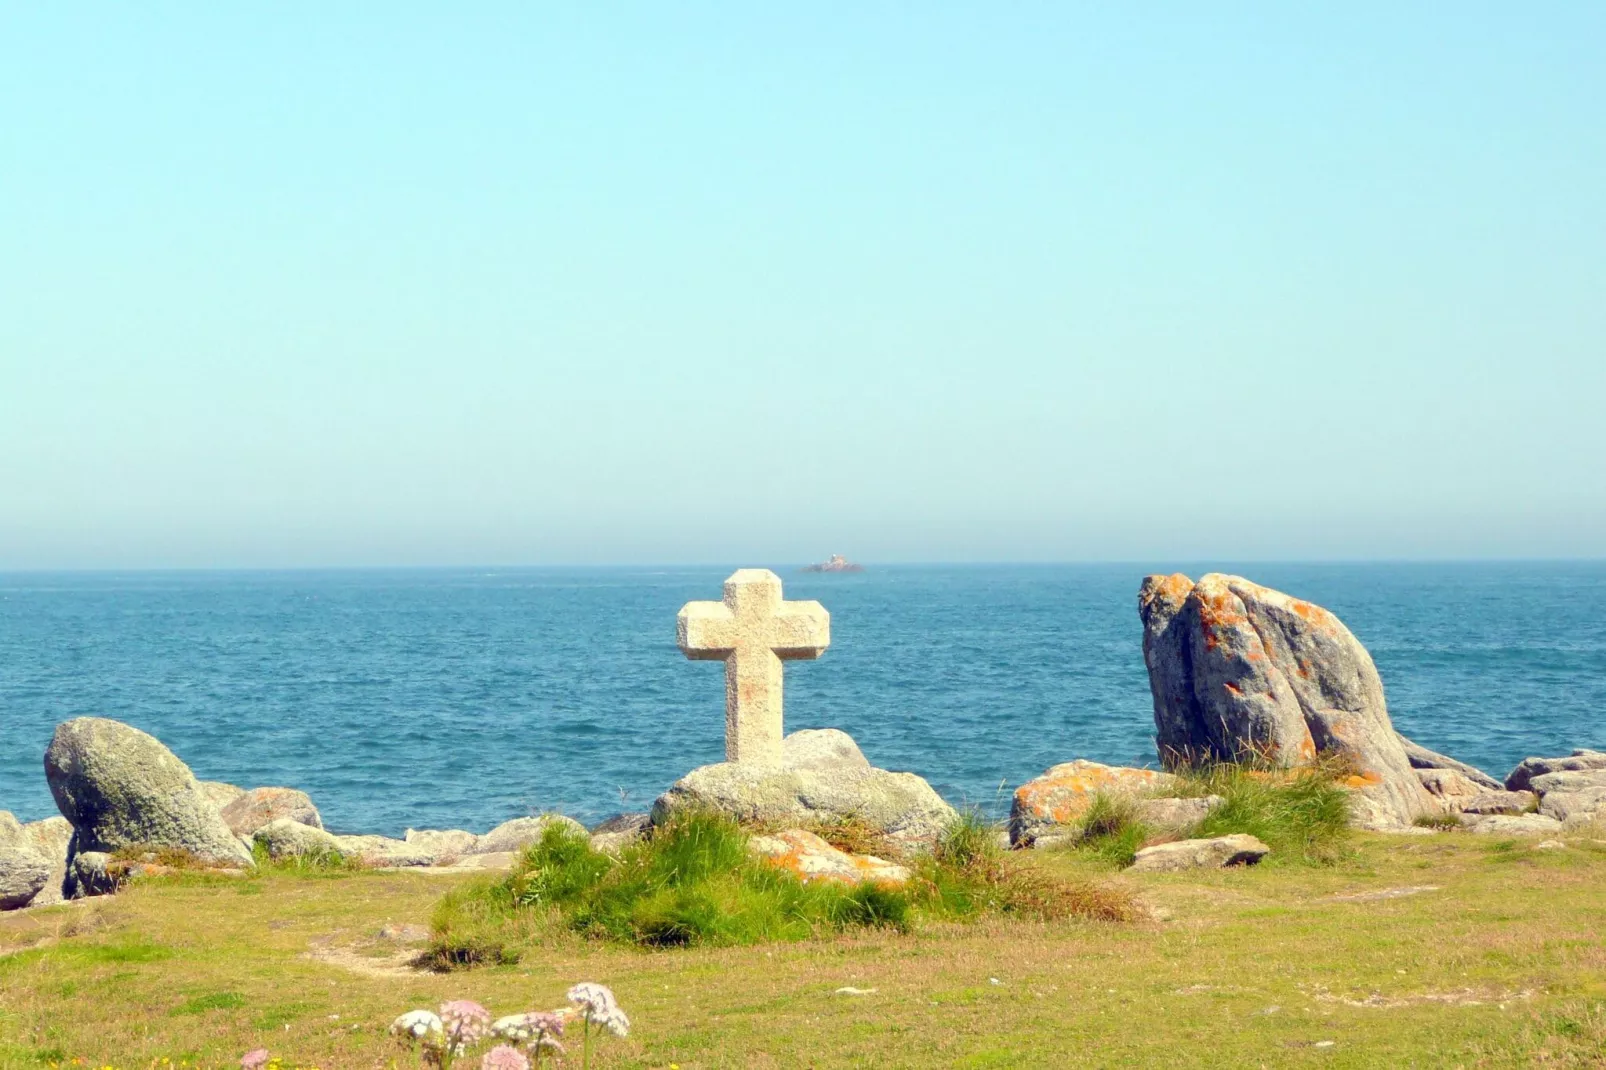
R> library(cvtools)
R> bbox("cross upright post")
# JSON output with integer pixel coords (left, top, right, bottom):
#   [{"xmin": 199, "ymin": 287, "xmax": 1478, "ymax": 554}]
[{"xmin": 677, "ymin": 569, "xmax": 831, "ymax": 767}]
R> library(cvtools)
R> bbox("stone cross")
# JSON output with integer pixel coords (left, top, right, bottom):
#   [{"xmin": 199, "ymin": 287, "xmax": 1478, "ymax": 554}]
[{"xmin": 677, "ymin": 568, "xmax": 831, "ymax": 767}]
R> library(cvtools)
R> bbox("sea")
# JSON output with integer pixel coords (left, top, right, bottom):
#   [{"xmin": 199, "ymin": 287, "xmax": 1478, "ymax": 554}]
[{"xmin": 2, "ymin": 563, "xmax": 1603, "ymax": 837}]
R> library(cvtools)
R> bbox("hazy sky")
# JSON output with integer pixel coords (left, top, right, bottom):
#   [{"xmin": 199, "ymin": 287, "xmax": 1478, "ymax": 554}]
[{"xmin": 3, "ymin": 5, "xmax": 1602, "ymax": 568}]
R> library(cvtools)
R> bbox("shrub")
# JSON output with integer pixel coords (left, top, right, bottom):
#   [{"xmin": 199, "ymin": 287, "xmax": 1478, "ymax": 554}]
[{"xmin": 1414, "ymin": 812, "xmax": 1462, "ymax": 831}]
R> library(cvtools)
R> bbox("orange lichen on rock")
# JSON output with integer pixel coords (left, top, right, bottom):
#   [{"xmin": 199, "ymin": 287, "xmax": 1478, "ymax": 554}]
[
  {"xmin": 1340, "ymin": 770, "xmax": 1384, "ymax": 789},
  {"xmin": 747, "ymin": 829, "xmax": 910, "ymax": 886},
  {"xmin": 1012, "ymin": 760, "xmax": 1178, "ymax": 826}
]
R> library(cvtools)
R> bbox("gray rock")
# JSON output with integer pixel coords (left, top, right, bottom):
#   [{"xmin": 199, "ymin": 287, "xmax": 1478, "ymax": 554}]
[
  {"xmin": 253, "ymin": 818, "xmax": 344, "ymax": 860},
  {"xmin": 781, "ymin": 728, "xmax": 870, "ymax": 771},
  {"xmin": 1462, "ymin": 813, "xmax": 1565, "ymax": 836},
  {"xmin": 1528, "ymin": 770, "xmax": 1606, "ymax": 797},
  {"xmin": 1138, "ymin": 574, "xmax": 1432, "ymax": 829},
  {"xmin": 1538, "ymin": 788, "xmax": 1606, "ymax": 825},
  {"xmin": 589, "ymin": 812, "xmax": 651, "ymax": 855},
  {"xmin": 1128, "ymin": 834, "xmax": 1271, "ymax": 873},
  {"xmin": 1460, "ymin": 791, "xmax": 1537, "ymax": 816},
  {"xmin": 331, "ymin": 834, "xmax": 435, "ymax": 867},
  {"xmin": 653, "ymin": 759, "xmax": 957, "ymax": 852},
  {"xmin": 0, "ymin": 812, "xmax": 51, "ymax": 910},
  {"xmin": 404, "ymin": 828, "xmax": 478, "ymax": 860},
  {"xmin": 44, "ymin": 718, "xmax": 253, "ymax": 866},
  {"xmin": 1396, "ymin": 737, "xmax": 1503, "ymax": 791},
  {"xmin": 66, "ymin": 851, "xmax": 118, "ymax": 899},
  {"xmin": 1506, "ymin": 752, "xmax": 1606, "ymax": 793},
  {"xmin": 1008, "ymin": 761, "xmax": 1181, "ymax": 847},
  {"xmin": 198, "ymin": 781, "xmax": 247, "ymax": 809},
  {"xmin": 20, "ymin": 817, "xmax": 73, "ymax": 909},
  {"xmin": 219, "ymin": 788, "xmax": 322, "ymax": 837},
  {"xmin": 472, "ymin": 815, "xmax": 587, "ymax": 856},
  {"xmin": 1136, "ymin": 796, "xmax": 1223, "ymax": 829}
]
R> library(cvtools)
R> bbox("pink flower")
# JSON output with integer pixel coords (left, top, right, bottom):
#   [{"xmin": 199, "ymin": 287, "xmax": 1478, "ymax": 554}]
[
  {"xmin": 481, "ymin": 1044, "xmax": 531, "ymax": 1070},
  {"xmin": 440, "ymin": 999, "xmax": 493, "ymax": 1053},
  {"xmin": 240, "ymin": 1051, "xmax": 271, "ymax": 1070}
]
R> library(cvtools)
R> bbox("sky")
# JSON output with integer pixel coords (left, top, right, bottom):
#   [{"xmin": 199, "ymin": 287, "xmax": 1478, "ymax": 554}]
[{"xmin": 2, "ymin": 5, "xmax": 1603, "ymax": 568}]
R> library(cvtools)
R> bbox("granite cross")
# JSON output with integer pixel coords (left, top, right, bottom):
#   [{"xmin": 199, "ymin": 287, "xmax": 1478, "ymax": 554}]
[{"xmin": 677, "ymin": 568, "xmax": 831, "ymax": 767}]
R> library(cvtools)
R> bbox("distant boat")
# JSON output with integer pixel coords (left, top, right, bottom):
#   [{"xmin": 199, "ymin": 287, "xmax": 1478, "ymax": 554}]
[{"xmin": 801, "ymin": 554, "xmax": 864, "ymax": 574}]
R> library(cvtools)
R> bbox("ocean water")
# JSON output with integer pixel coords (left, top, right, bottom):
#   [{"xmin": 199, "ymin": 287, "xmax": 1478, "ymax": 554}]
[{"xmin": 2, "ymin": 563, "xmax": 1603, "ymax": 836}]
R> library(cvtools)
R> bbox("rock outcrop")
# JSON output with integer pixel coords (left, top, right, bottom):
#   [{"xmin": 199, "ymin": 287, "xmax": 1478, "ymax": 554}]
[
  {"xmin": 1397, "ymin": 738, "xmax": 1503, "ymax": 791},
  {"xmin": 1128, "ymin": 834, "xmax": 1270, "ymax": 873},
  {"xmin": 652, "ymin": 730, "xmax": 956, "ymax": 851},
  {"xmin": 1008, "ymin": 761, "xmax": 1178, "ymax": 847},
  {"xmin": 748, "ymin": 828, "xmax": 910, "ymax": 885},
  {"xmin": 1138, "ymin": 573, "xmax": 1433, "ymax": 829},
  {"xmin": 0, "ymin": 812, "xmax": 52, "ymax": 910},
  {"xmin": 219, "ymin": 788, "xmax": 322, "ymax": 838},
  {"xmin": 1505, "ymin": 750, "xmax": 1606, "ymax": 793},
  {"xmin": 20, "ymin": 817, "xmax": 72, "ymax": 908},
  {"xmin": 253, "ymin": 818, "xmax": 343, "ymax": 860},
  {"xmin": 44, "ymin": 718, "xmax": 254, "ymax": 875},
  {"xmin": 473, "ymin": 816, "xmax": 587, "ymax": 855},
  {"xmin": 589, "ymin": 813, "xmax": 652, "ymax": 855}
]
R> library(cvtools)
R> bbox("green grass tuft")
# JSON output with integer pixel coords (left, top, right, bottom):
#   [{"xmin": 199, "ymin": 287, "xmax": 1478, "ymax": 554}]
[
  {"xmin": 1414, "ymin": 811, "xmax": 1463, "ymax": 831},
  {"xmin": 1181, "ymin": 763, "xmax": 1354, "ymax": 865}
]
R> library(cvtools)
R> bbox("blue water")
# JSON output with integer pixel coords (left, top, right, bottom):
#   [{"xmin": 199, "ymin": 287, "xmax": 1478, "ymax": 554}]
[{"xmin": 3, "ymin": 564, "xmax": 1603, "ymax": 836}]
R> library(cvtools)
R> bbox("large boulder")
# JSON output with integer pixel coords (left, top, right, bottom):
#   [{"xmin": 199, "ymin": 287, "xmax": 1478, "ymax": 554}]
[
  {"xmin": 1538, "ymin": 789, "xmax": 1606, "ymax": 826},
  {"xmin": 44, "ymin": 718, "xmax": 253, "ymax": 867},
  {"xmin": 219, "ymin": 788, "xmax": 322, "ymax": 837},
  {"xmin": 1528, "ymin": 770, "xmax": 1606, "ymax": 797},
  {"xmin": 653, "ymin": 731, "xmax": 956, "ymax": 852},
  {"xmin": 21, "ymin": 817, "xmax": 72, "ymax": 909},
  {"xmin": 1008, "ymin": 761, "xmax": 1180, "ymax": 847},
  {"xmin": 0, "ymin": 812, "xmax": 52, "ymax": 910},
  {"xmin": 1138, "ymin": 573, "xmax": 1433, "ymax": 829},
  {"xmin": 1506, "ymin": 751, "xmax": 1606, "ymax": 793}
]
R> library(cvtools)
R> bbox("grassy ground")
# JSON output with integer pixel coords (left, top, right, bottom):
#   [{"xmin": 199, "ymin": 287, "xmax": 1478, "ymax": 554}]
[{"xmin": 2, "ymin": 832, "xmax": 1604, "ymax": 1068}]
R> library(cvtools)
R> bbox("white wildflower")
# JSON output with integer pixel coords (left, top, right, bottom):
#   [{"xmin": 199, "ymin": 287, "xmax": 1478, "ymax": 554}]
[{"xmin": 391, "ymin": 1009, "xmax": 444, "ymax": 1040}]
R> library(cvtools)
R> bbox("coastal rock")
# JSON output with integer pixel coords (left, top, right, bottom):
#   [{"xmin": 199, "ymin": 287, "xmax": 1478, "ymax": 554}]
[
  {"xmin": 1138, "ymin": 573, "xmax": 1433, "ymax": 830},
  {"xmin": 1528, "ymin": 770, "xmax": 1606, "ymax": 797},
  {"xmin": 67, "ymin": 851, "xmax": 118, "ymax": 898},
  {"xmin": 44, "ymin": 718, "xmax": 253, "ymax": 867},
  {"xmin": 1138, "ymin": 795, "xmax": 1223, "ymax": 829},
  {"xmin": 199, "ymin": 781, "xmax": 247, "ymax": 809},
  {"xmin": 1415, "ymin": 769, "xmax": 1487, "ymax": 812},
  {"xmin": 404, "ymin": 828, "xmax": 478, "ymax": 860},
  {"xmin": 219, "ymin": 788, "xmax": 323, "ymax": 837},
  {"xmin": 782, "ymin": 728, "xmax": 870, "ymax": 771},
  {"xmin": 1128, "ymin": 834, "xmax": 1270, "ymax": 873},
  {"xmin": 1460, "ymin": 791, "xmax": 1538, "ymax": 816},
  {"xmin": 473, "ymin": 815, "xmax": 587, "ymax": 856},
  {"xmin": 253, "ymin": 818, "xmax": 343, "ymax": 860},
  {"xmin": 0, "ymin": 813, "xmax": 52, "ymax": 910},
  {"xmin": 1462, "ymin": 813, "xmax": 1565, "ymax": 836},
  {"xmin": 1506, "ymin": 752, "xmax": 1606, "ymax": 793},
  {"xmin": 1397, "ymin": 738, "xmax": 1503, "ymax": 791},
  {"xmin": 1538, "ymin": 789, "xmax": 1606, "ymax": 826},
  {"xmin": 20, "ymin": 817, "xmax": 73, "ymax": 909},
  {"xmin": 653, "ymin": 757, "xmax": 956, "ymax": 852},
  {"xmin": 1008, "ymin": 761, "xmax": 1180, "ymax": 847},
  {"xmin": 748, "ymin": 829, "xmax": 910, "ymax": 886},
  {"xmin": 589, "ymin": 813, "xmax": 652, "ymax": 855},
  {"xmin": 332, "ymin": 834, "xmax": 434, "ymax": 867}
]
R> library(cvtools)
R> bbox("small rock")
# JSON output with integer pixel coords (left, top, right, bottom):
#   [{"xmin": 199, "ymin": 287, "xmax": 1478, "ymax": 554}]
[
  {"xmin": 332, "ymin": 834, "xmax": 434, "ymax": 868},
  {"xmin": 1128, "ymin": 834, "xmax": 1270, "ymax": 873},
  {"xmin": 1415, "ymin": 768, "xmax": 1487, "ymax": 808},
  {"xmin": 20, "ymin": 816, "xmax": 73, "ymax": 909},
  {"xmin": 378, "ymin": 923, "xmax": 431, "ymax": 943},
  {"xmin": 1136, "ymin": 795, "xmax": 1223, "ymax": 829},
  {"xmin": 1461, "ymin": 813, "xmax": 1565, "ymax": 836},
  {"xmin": 473, "ymin": 815, "xmax": 587, "ymax": 855},
  {"xmin": 254, "ymin": 818, "xmax": 344, "ymax": 860},
  {"xmin": 1009, "ymin": 760, "xmax": 1180, "ymax": 847},
  {"xmin": 403, "ymin": 828, "xmax": 478, "ymax": 859},
  {"xmin": 0, "ymin": 812, "xmax": 51, "ymax": 910},
  {"xmin": 220, "ymin": 788, "xmax": 323, "ymax": 837},
  {"xmin": 782, "ymin": 728, "xmax": 871, "ymax": 771},
  {"xmin": 589, "ymin": 813, "xmax": 651, "ymax": 855},
  {"xmin": 1460, "ymin": 791, "xmax": 1538, "ymax": 816},
  {"xmin": 67, "ymin": 851, "xmax": 117, "ymax": 898},
  {"xmin": 1534, "ymin": 840, "xmax": 1566, "ymax": 850},
  {"xmin": 834, "ymin": 987, "xmax": 877, "ymax": 996},
  {"xmin": 748, "ymin": 828, "xmax": 910, "ymax": 885}
]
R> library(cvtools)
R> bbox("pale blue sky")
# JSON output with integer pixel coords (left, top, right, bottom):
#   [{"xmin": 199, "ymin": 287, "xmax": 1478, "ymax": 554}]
[{"xmin": 3, "ymin": 5, "xmax": 1602, "ymax": 567}]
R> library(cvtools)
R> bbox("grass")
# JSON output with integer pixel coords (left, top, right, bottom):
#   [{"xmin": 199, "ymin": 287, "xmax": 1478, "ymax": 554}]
[
  {"xmin": 425, "ymin": 810, "xmax": 1133, "ymax": 964},
  {"xmin": 3, "ymin": 831, "xmax": 1605, "ymax": 1067}
]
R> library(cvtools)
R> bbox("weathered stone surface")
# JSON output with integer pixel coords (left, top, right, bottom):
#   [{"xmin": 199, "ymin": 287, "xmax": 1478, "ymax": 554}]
[
  {"xmin": 404, "ymin": 828, "xmax": 478, "ymax": 859},
  {"xmin": 748, "ymin": 829, "xmax": 910, "ymax": 885},
  {"xmin": 1128, "ymin": 834, "xmax": 1270, "ymax": 873},
  {"xmin": 1462, "ymin": 813, "xmax": 1565, "ymax": 836},
  {"xmin": 1528, "ymin": 770, "xmax": 1606, "ymax": 797},
  {"xmin": 44, "ymin": 718, "xmax": 253, "ymax": 866},
  {"xmin": 782, "ymin": 728, "xmax": 869, "ymax": 771},
  {"xmin": 1008, "ymin": 761, "xmax": 1180, "ymax": 847},
  {"xmin": 332, "ymin": 834, "xmax": 434, "ymax": 867},
  {"xmin": 199, "ymin": 781, "xmax": 247, "ymax": 809},
  {"xmin": 589, "ymin": 813, "xmax": 652, "ymax": 856},
  {"xmin": 1460, "ymin": 791, "xmax": 1537, "ymax": 816},
  {"xmin": 1137, "ymin": 796, "xmax": 1224, "ymax": 829},
  {"xmin": 1415, "ymin": 768, "xmax": 1488, "ymax": 811},
  {"xmin": 253, "ymin": 818, "xmax": 343, "ymax": 860},
  {"xmin": 0, "ymin": 812, "xmax": 51, "ymax": 910},
  {"xmin": 67, "ymin": 851, "xmax": 117, "ymax": 898},
  {"xmin": 1538, "ymin": 789, "xmax": 1606, "ymax": 825},
  {"xmin": 653, "ymin": 760, "xmax": 956, "ymax": 851},
  {"xmin": 20, "ymin": 817, "xmax": 73, "ymax": 909},
  {"xmin": 1397, "ymin": 738, "xmax": 1503, "ymax": 791},
  {"xmin": 678, "ymin": 569, "xmax": 830, "ymax": 768},
  {"xmin": 472, "ymin": 815, "xmax": 586, "ymax": 856},
  {"xmin": 1138, "ymin": 573, "xmax": 1433, "ymax": 829},
  {"xmin": 1506, "ymin": 752, "xmax": 1606, "ymax": 793},
  {"xmin": 219, "ymin": 788, "xmax": 322, "ymax": 837}
]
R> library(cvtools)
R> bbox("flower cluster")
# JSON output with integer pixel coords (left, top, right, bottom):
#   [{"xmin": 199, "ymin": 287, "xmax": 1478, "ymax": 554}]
[
  {"xmin": 567, "ymin": 982, "xmax": 631, "ymax": 1037},
  {"xmin": 387, "ymin": 984, "xmax": 624, "ymax": 1069}
]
